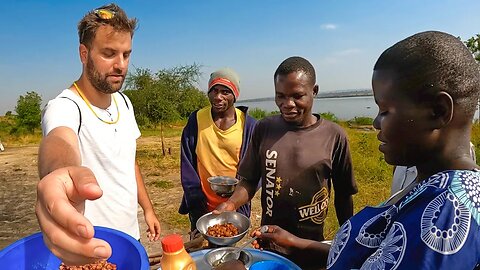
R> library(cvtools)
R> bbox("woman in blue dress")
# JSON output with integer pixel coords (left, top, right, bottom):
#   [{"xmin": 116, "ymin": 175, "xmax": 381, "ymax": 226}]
[{"xmin": 234, "ymin": 31, "xmax": 480, "ymax": 270}]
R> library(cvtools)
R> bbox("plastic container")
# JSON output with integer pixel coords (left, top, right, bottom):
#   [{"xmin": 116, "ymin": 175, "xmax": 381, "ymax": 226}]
[
  {"xmin": 250, "ymin": 260, "xmax": 291, "ymax": 270},
  {"xmin": 0, "ymin": 226, "xmax": 149, "ymax": 270},
  {"xmin": 160, "ymin": 234, "xmax": 196, "ymax": 270}
]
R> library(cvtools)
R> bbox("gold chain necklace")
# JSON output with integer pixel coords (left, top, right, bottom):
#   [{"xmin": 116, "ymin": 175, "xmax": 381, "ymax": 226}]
[{"xmin": 73, "ymin": 82, "xmax": 120, "ymax": 124}]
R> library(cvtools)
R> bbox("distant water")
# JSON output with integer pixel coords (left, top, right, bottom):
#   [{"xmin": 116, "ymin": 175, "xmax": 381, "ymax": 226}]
[
  {"xmin": 239, "ymin": 96, "xmax": 480, "ymax": 121},
  {"xmin": 237, "ymin": 96, "xmax": 378, "ymax": 121}
]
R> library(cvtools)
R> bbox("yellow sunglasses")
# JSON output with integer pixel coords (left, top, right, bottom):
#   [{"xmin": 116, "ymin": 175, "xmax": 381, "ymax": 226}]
[{"xmin": 94, "ymin": 9, "xmax": 116, "ymax": 20}]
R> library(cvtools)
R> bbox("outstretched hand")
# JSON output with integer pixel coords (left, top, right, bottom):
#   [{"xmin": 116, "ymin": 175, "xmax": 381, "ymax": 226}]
[
  {"xmin": 35, "ymin": 166, "xmax": 111, "ymax": 265},
  {"xmin": 250, "ymin": 225, "xmax": 298, "ymax": 255}
]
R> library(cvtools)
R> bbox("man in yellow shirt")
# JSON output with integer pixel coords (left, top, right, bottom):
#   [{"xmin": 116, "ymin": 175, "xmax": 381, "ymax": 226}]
[{"xmin": 179, "ymin": 68, "xmax": 257, "ymax": 234}]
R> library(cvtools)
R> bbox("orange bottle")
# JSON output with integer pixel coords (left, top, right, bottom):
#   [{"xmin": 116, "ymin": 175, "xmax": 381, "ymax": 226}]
[{"xmin": 160, "ymin": 234, "xmax": 197, "ymax": 270}]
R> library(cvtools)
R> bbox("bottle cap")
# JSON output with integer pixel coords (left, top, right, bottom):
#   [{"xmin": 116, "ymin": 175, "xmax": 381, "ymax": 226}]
[{"xmin": 161, "ymin": 234, "xmax": 184, "ymax": 253}]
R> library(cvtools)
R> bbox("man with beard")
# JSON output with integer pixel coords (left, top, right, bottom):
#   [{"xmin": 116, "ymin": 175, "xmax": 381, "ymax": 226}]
[
  {"xmin": 179, "ymin": 67, "xmax": 257, "ymax": 236},
  {"xmin": 35, "ymin": 4, "xmax": 160, "ymax": 265}
]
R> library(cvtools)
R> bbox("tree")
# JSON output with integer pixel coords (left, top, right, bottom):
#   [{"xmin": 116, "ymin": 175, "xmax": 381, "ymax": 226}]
[
  {"xmin": 15, "ymin": 91, "xmax": 42, "ymax": 133},
  {"xmin": 125, "ymin": 64, "xmax": 208, "ymax": 125},
  {"xmin": 124, "ymin": 64, "xmax": 209, "ymax": 154},
  {"xmin": 465, "ymin": 34, "xmax": 480, "ymax": 121},
  {"xmin": 177, "ymin": 87, "xmax": 210, "ymax": 118},
  {"xmin": 465, "ymin": 34, "xmax": 480, "ymax": 62}
]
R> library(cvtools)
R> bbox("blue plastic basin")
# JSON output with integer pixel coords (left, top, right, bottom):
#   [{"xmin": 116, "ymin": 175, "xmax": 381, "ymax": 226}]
[
  {"xmin": 250, "ymin": 260, "xmax": 291, "ymax": 270},
  {"xmin": 0, "ymin": 226, "xmax": 149, "ymax": 270}
]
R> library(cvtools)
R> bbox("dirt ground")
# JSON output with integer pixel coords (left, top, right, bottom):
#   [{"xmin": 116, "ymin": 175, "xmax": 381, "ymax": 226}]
[
  {"xmin": 0, "ymin": 145, "xmax": 40, "ymax": 249},
  {"xmin": 0, "ymin": 138, "xmax": 262, "ymax": 260}
]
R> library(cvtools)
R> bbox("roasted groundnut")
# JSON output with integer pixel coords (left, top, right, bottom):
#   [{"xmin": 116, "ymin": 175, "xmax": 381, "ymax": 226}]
[
  {"xmin": 59, "ymin": 260, "xmax": 117, "ymax": 270},
  {"xmin": 206, "ymin": 223, "xmax": 239, "ymax": 237}
]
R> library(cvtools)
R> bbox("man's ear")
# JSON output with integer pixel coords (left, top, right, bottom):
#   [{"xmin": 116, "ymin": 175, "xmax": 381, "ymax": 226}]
[
  {"xmin": 79, "ymin": 44, "xmax": 88, "ymax": 64},
  {"xmin": 313, "ymin": 85, "xmax": 319, "ymax": 97},
  {"xmin": 431, "ymin": 91, "xmax": 453, "ymax": 127}
]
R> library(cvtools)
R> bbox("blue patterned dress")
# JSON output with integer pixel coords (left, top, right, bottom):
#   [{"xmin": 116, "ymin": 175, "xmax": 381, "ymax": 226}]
[{"xmin": 327, "ymin": 170, "xmax": 480, "ymax": 270}]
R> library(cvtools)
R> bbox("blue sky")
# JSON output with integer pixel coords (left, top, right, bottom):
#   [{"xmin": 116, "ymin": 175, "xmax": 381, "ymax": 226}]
[{"xmin": 1, "ymin": 0, "xmax": 479, "ymax": 114}]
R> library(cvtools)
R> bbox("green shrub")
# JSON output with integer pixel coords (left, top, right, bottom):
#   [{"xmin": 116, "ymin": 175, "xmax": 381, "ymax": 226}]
[
  {"xmin": 349, "ymin": 116, "xmax": 374, "ymax": 125},
  {"xmin": 249, "ymin": 108, "xmax": 267, "ymax": 119},
  {"xmin": 319, "ymin": 112, "xmax": 338, "ymax": 122}
]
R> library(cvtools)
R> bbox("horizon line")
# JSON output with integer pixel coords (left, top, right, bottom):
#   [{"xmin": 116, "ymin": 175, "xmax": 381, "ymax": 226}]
[{"xmin": 237, "ymin": 88, "xmax": 373, "ymax": 103}]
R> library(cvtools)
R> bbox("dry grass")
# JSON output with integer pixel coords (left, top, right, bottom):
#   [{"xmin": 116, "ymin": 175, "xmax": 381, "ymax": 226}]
[
  {"xmin": 135, "ymin": 133, "xmax": 190, "ymax": 232},
  {"xmin": 0, "ymin": 131, "xmax": 42, "ymax": 146}
]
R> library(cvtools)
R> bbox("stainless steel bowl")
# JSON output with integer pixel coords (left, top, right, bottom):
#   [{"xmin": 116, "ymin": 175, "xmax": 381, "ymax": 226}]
[
  {"xmin": 196, "ymin": 212, "xmax": 250, "ymax": 246},
  {"xmin": 207, "ymin": 176, "xmax": 239, "ymax": 197},
  {"xmin": 204, "ymin": 247, "xmax": 253, "ymax": 268}
]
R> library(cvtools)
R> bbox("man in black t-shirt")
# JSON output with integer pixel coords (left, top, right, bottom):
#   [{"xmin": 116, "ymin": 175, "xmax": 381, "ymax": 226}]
[{"xmin": 215, "ymin": 56, "xmax": 357, "ymax": 269}]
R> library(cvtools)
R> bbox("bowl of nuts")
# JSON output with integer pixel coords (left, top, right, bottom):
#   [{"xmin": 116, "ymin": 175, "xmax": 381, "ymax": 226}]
[
  {"xmin": 0, "ymin": 226, "xmax": 149, "ymax": 270},
  {"xmin": 207, "ymin": 176, "xmax": 239, "ymax": 197},
  {"xmin": 196, "ymin": 212, "xmax": 250, "ymax": 246}
]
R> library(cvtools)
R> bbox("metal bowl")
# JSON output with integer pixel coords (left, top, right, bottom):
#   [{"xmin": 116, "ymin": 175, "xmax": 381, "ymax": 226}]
[
  {"xmin": 207, "ymin": 176, "xmax": 239, "ymax": 197},
  {"xmin": 204, "ymin": 247, "xmax": 253, "ymax": 268},
  {"xmin": 196, "ymin": 212, "xmax": 250, "ymax": 246}
]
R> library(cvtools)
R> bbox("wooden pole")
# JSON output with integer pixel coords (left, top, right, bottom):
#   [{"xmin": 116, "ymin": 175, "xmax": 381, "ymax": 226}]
[{"xmin": 160, "ymin": 122, "xmax": 165, "ymax": 156}]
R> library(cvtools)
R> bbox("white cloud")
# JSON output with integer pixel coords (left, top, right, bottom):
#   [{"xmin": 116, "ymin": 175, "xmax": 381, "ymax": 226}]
[{"xmin": 321, "ymin": 24, "xmax": 337, "ymax": 30}]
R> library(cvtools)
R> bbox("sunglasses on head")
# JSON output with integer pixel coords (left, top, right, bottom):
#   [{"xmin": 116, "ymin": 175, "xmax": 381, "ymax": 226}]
[
  {"xmin": 94, "ymin": 8, "xmax": 116, "ymax": 20},
  {"xmin": 80, "ymin": 8, "xmax": 116, "ymax": 44}
]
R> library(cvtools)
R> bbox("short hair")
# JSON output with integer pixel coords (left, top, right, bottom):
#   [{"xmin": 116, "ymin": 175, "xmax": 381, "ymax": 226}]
[
  {"xmin": 274, "ymin": 56, "xmax": 316, "ymax": 85},
  {"xmin": 374, "ymin": 31, "xmax": 480, "ymax": 118},
  {"xmin": 78, "ymin": 3, "xmax": 138, "ymax": 48}
]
